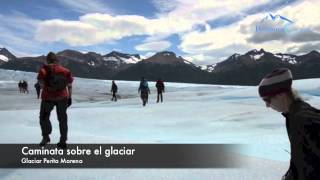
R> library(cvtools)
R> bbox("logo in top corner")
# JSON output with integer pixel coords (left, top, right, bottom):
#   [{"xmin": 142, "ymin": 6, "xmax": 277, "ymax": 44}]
[{"xmin": 256, "ymin": 13, "xmax": 294, "ymax": 33}]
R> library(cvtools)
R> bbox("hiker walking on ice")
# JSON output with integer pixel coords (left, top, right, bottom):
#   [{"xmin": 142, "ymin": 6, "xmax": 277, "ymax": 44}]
[
  {"xmin": 22, "ymin": 80, "xmax": 29, "ymax": 93},
  {"xmin": 34, "ymin": 81, "xmax": 41, "ymax": 99},
  {"xmin": 18, "ymin": 81, "xmax": 23, "ymax": 93},
  {"xmin": 138, "ymin": 77, "xmax": 150, "ymax": 106},
  {"xmin": 37, "ymin": 52, "xmax": 73, "ymax": 149},
  {"xmin": 259, "ymin": 68, "xmax": 320, "ymax": 180},
  {"xmin": 155, "ymin": 78, "xmax": 165, "ymax": 103},
  {"xmin": 111, "ymin": 80, "xmax": 118, "ymax": 101}
]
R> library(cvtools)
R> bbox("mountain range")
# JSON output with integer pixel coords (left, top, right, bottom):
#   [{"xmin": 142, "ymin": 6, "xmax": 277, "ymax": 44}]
[{"xmin": 1, "ymin": 47, "xmax": 320, "ymax": 85}]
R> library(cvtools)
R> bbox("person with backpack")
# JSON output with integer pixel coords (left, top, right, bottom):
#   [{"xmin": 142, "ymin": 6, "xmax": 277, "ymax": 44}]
[
  {"xmin": 34, "ymin": 81, "xmax": 41, "ymax": 99},
  {"xmin": 37, "ymin": 52, "xmax": 73, "ymax": 149},
  {"xmin": 155, "ymin": 78, "xmax": 165, "ymax": 103},
  {"xmin": 138, "ymin": 77, "xmax": 150, "ymax": 106},
  {"xmin": 111, "ymin": 80, "xmax": 118, "ymax": 101},
  {"xmin": 258, "ymin": 68, "xmax": 320, "ymax": 180}
]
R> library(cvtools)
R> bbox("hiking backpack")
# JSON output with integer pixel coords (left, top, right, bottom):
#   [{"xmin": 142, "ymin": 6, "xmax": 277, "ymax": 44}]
[
  {"xmin": 44, "ymin": 65, "xmax": 68, "ymax": 91},
  {"xmin": 142, "ymin": 81, "xmax": 148, "ymax": 89}
]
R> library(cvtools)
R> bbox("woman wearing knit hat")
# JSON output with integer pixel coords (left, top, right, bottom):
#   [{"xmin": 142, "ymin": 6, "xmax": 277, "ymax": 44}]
[{"xmin": 259, "ymin": 68, "xmax": 320, "ymax": 180}]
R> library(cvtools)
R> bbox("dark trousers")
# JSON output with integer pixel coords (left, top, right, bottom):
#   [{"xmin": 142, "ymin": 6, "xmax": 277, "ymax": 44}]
[
  {"xmin": 36, "ymin": 89, "xmax": 40, "ymax": 99},
  {"xmin": 157, "ymin": 90, "xmax": 163, "ymax": 102},
  {"xmin": 40, "ymin": 99, "xmax": 68, "ymax": 142},
  {"xmin": 140, "ymin": 91, "xmax": 148, "ymax": 106},
  {"xmin": 111, "ymin": 91, "xmax": 117, "ymax": 101}
]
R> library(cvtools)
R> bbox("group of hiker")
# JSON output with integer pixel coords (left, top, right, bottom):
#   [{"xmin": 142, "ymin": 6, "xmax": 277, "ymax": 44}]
[
  {"xmin": 22, "ymin": 51, "xmax": 320, "ymax": 179},
  {"xmin": 18, "ymin": 80, "xmax": 29, "ymax": 94},
  {"xmin": 20, "ymin": 72, "xmax": 165, "ymax": 106},
  {"xmin": 31, "ymin": 52, "xmax": 165, "ymax": 149},
  {"xmin": 18, "ymin": 81, "xmax": 42, "ymax": 99},
  {"xmin": 111, "ymin": 77, "xmax": 165, "ymax": 106}
]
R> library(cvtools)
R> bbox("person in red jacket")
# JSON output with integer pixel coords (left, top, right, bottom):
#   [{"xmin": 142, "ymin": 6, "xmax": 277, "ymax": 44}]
[
  {"xmin": 155, "ymin": 78, "xmax": 165, "ymax": 103},
  {"xmin": 37, "ymin": 52, "xmax": 73, "ymax": 149}
]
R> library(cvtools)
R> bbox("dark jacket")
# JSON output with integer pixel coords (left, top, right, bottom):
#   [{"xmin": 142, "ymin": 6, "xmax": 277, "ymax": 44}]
[
  {"xmin": 111, "ymin": 83, "xmax": 118, "ymax": 92},
  {"xmin": 138, "ymin": 80, "xmax": 150, "ymax": 94},
  {"xmin": 282, "ymin": 100, "xmax": 320, "ymax": 180},
  {"xmin": 34, "ymin": 82, "xmax": 41, "ymax": 90},
  {"xmin": 156, "ymin": 80, "xmax": 165, "ymax": 92}
]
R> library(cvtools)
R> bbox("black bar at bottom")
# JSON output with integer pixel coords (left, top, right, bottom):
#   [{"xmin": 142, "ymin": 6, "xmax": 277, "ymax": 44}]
[{"xmin": 0, "ymin": 144, "xmax": 243, "ymax": 168}]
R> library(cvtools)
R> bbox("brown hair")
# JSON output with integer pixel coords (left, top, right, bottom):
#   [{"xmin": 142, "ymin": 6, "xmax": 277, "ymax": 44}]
[{"xmin": 46, "ymin": 52, "xmax": 58, "ymax": 63}]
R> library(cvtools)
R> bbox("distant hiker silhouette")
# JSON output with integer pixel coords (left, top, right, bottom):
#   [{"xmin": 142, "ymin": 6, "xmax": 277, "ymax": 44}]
[
  {"xmin": 155, "ymin": 78, "xmax": 165, "ymax": 103},
  {"xmin": 21, "ymin": 80, "xmax": 29, "ymax": 94},
  {"xmin": 138, "ymin": 77, "xmax": 150, "ymax": 106},
  {"xmin": 34, "ymin": 81, "xmax": 41, "ymax": 99},
  {"xmin": 111, "ymin": 80, "xmax": 118, "ymax": 101},
  {"xmin": 37, "ymin": 52, "xmax": 73, "ymax": 149},
  {"xmin": 18, "ymin": 81, "xmax": 23, "ymax": 93}
]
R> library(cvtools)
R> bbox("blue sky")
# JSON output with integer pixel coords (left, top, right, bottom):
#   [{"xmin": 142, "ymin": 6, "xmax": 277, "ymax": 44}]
[{"xmin": 0, "ymin": 0, "xmax": 319, "ymax": 65}]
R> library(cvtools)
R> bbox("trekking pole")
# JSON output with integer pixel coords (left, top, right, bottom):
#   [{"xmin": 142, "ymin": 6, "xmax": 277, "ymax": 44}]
[{"xmin": 284, "ymin": 149, "xmax": 290, "ymax": 154}]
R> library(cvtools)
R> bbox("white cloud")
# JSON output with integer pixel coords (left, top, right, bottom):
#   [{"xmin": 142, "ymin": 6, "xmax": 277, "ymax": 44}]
[
  {"xmin": 157, "ymin": 0, "xmax": 270, "ymax": 25},
  {"xmin": 181, "ymin": 43, "xmax": 252, "ymax": 65},
  {"xmin": 287, "ymin": 42, "xmax": 320, "ymax": 54},
  {"xmin": 4, "ymin": 0, "xmax": 319, "ymax": 65},
  {"xmin": 35, "ymin": 19, "xmax": 102, "ymax": 46},
  {"xmin": 35, "ymin": 13, "xmax": 193, "ymax": 46},
  {"xmin": 180, "ymin": 24, "xmax": 249, "ymax": 53},
  {"xmin": 186, "ymin": 54, "xmax": 207, "ymax": 62},
  {"xmin": 178, "ymin": 0, "xmax": 320, "ymax": 64},
  {"xmin": 35, "ymin": 0, "xmax": 273, "ymax": 47},
  {"xmin": 277, "ymin": 0, "xmax": 320, "ymax": 30},
  {"xmin": 141, "ymin": 52, "xmax": 156, "ymax": 59},
  {"xmin": 135, "ymin": 41, "xmax": 171, "ymax": 51},
  {"xmin": 55, "ymin": 0, "xmax": 112, "ymax": 14},
  {"xmin": 246, "ymin": 0, "xmax": 320, "ymax": 53},
  {"xmin": 243, "ymin": 1, "xmax": 320, "ymax": 44}
]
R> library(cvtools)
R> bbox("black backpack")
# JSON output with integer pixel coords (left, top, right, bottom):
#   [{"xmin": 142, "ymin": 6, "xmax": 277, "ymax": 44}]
[{"xmin": 44, "ymin": 65, "xmax": 68, "ymax": 91}]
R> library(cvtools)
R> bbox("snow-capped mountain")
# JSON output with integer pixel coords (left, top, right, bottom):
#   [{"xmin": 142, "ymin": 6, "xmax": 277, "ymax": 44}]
[
  {"xmin": 1, "ymin": 48, "xmax": 320, "ymax": 85},
  {"xmin": 274, "ymin": 53, "xmax": 297, "ymax": 64},
  {"xmin": 208, "ymin": 49, "xmax": 320, "ymax": 85},
  {"xmin": 144, "ymin": 51, "xmax": 196, "ymax": 66},
  {"xmin": 200, "ymin": 64, "xmax": 217, "ymax": 73},
  {"xmin": 249, "ymin": 51, "xmax": 265, "ymax": 61},
  {"xmin": 103, "ymin": 51, "xmax": 141, "ymax": 64},
  {"xmin": 113, "ymin": 51, "xmax": 208, "ymax": 83},
  {"xmin": 0, "ymin": 48, "xmax": 16, "ymax": 64},
  {"xmin": 0, "ymin": 54, "xmax": 9, "ymax": 63}
]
